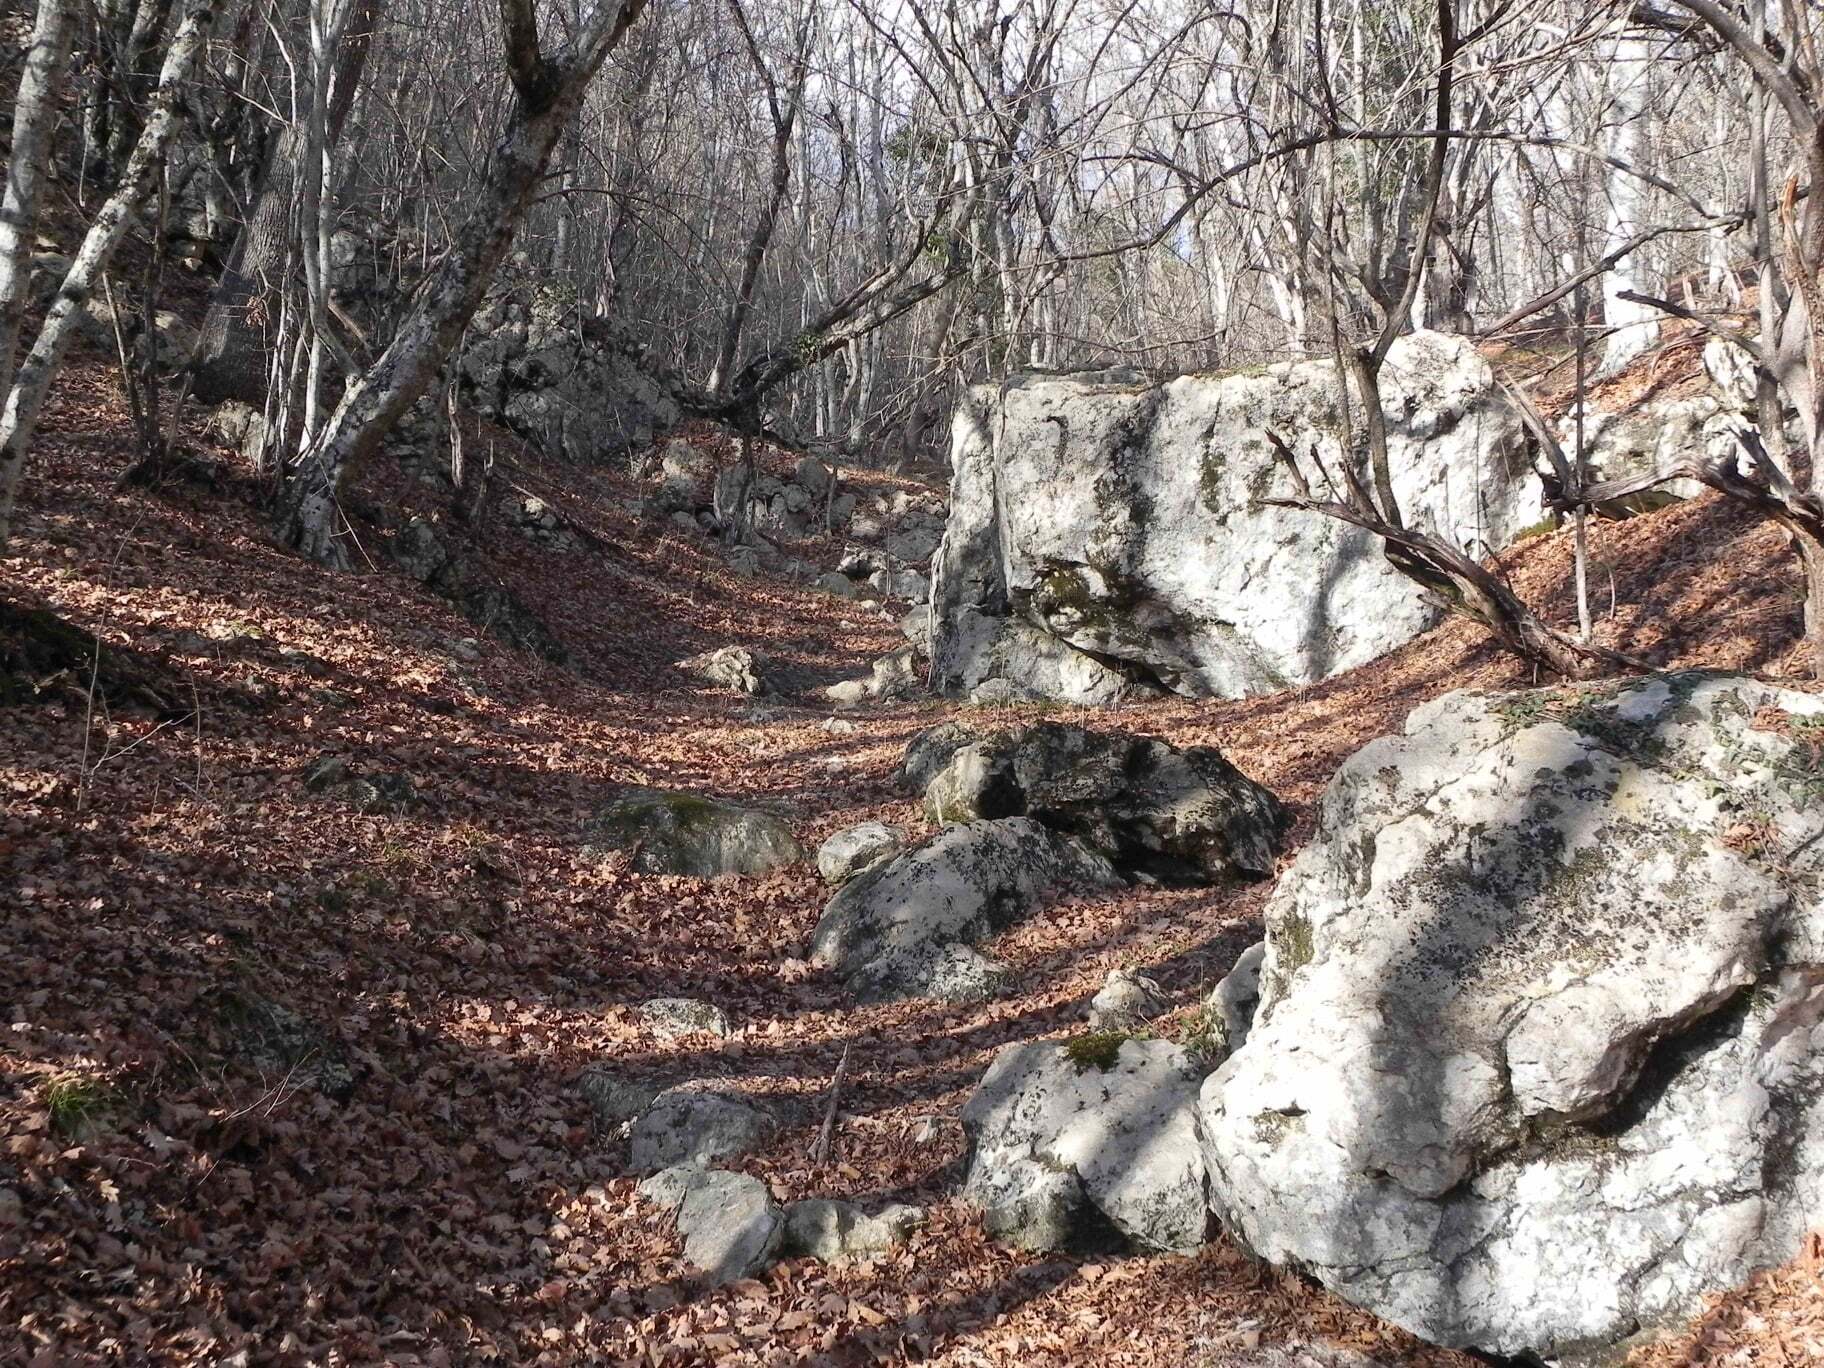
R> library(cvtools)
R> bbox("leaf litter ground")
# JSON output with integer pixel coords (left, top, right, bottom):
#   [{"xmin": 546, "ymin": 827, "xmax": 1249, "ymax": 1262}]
[{"xmin": 1, "ymin": 356, "xmax": 1819, "ymax": 1366}]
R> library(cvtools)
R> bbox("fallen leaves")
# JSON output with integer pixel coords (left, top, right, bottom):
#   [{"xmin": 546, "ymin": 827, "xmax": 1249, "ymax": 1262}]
[{"xmin": 2, "ymin": 354, "xmax": 1819, "ymax": 1367}]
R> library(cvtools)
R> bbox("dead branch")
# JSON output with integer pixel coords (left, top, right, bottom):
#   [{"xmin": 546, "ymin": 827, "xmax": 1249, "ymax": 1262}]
[{"xmin": 1263, "ymin": 432, "xmax": 1648, "ymax": 680}]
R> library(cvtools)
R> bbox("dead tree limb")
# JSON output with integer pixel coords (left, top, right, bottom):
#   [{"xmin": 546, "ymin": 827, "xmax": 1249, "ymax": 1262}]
[{"xmin": 1263, "ymin": 432, "xmax": 1646, "ymax": 680}]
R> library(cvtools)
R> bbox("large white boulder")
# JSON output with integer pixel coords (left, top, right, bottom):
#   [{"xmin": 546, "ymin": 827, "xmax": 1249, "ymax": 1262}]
[
  {"xmin": 1201, "ymin": 672, "xmax": 1824, "ymax": 1360},
  {"xmin": 963, "ymin": 1038, "xmax": 1210, "ymax": 1253},
  {"xmin": 931, "ymin": 332, "xmax": 1538, "ymax": 703}
]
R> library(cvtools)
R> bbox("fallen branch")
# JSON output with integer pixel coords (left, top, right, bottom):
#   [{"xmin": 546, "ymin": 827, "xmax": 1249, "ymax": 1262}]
[{"xmin": 807, "ymin": 1042, "xmax": 851, "ymax": 1168}]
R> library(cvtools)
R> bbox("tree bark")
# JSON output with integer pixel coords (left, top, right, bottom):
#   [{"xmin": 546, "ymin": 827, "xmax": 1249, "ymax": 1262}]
[
  {"xmin": 0, "ymin": 0, "xmax": 76, "ymax": 393},
  {"xmin": 0, "ymin": 0, "xmax": 216, "ymax": 555}
]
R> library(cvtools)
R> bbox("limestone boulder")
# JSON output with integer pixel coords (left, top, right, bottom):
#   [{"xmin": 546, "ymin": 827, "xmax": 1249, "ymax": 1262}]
[
  {"xmin": 678, "ymin": 645, "xmax": 776, "ymax": 696},
  {"xmin": 638, "ymin": 1167, "xmax": 784, "ymax": 1284},
  {"xmin": 629, "ymin": 1086, "xmax": 776, "ymax": 1173},
  {"xmin": 809, "ymin": 818, "xmax": 1117, "ymax": 1001},
  {"xmin": 920, "ymin": 720, "xmax": 1286, "ymax": 883},
  {"xmin": 1200, "ymin": 672, "xmax": 1824, "ymax": 1361},
  {"xmin": 586, "ymin": 791, "xmax": 801, "ymax": 877},
  {"xmin": 963, "ymin": 1038, "xmax": 1210, "ymax": 1253},
  {"xmin": 932, "ymin": 332, "xmax": 1538, "ymax": 703},
  {"xmin": 782, "ymin": 1199, "xmax": 924, "ymax": 1263}
]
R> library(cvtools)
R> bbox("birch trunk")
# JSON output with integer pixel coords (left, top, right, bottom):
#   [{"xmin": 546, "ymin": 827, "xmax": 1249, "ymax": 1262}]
[
  {"xmin": 1596, "ymin": 35, "xmax": 1661, "ymax": 376},
  {"xmin": 0, "ymin": 0, "xmax": 216, "ymax": 555},
  {"xmin": 0, "ymin": 0, "xmax": 76, "ymax": 394}
]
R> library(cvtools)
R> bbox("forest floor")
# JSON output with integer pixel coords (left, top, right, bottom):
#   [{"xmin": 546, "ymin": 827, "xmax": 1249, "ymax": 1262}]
[{"xmin": 2, "ymin": 346, "xmax": 1822, "ymax": 1366}]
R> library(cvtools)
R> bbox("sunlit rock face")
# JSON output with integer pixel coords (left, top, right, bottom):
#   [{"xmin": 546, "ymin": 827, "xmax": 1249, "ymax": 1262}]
[
  {"xmin": 1201, "ymin": 673, "xmax": 1824, "ymax": 1361},
  {"xmin": 930, "ymin": 332, "xmax": 1539, "ymax": 705}
]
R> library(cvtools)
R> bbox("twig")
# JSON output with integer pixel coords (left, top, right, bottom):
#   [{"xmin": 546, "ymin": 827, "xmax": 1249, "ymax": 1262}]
[{"xmin": 807, "ymin": 1042, "xmax": 851, "ymax": 1168}]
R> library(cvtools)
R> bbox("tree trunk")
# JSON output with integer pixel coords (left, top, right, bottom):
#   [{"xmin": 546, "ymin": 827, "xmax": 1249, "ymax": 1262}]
[
  {"xmin": 0, "ymin": 0, "xmax": 76, "ymax": 393},
  {"xmin": 189, "ymin": 0, "xmax": 372, "ymax": 407},
  {"xmin": 276, "ymin": 0, "xmax": 649, "ymax": 565},
  {"xmin": 0, "ymin": 0, "xmax": 216, "ymax": 555},
  {"xmin": 1596, "ymin": 35, "xmax": 1661, "ymax": 377}
]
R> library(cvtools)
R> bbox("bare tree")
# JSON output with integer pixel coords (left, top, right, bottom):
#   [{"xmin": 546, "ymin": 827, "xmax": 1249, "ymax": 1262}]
[
  {"xmin": 0, "ymin": 0, "xmax": 218, "ymax": 555},
  {"xmin": 275, "ymin": 0, "xmax": 650, "ymax": 566}
]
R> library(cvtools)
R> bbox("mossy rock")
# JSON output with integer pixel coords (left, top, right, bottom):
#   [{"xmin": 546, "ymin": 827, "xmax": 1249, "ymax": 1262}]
[{"xmin": 586, "ymin": 790, "xmax": 802, "ymax": 876}]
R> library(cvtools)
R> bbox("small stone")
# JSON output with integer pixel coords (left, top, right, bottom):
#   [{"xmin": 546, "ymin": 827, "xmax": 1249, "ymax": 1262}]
[
  {"xmin": 1087, "ymin": 967, "xmax": 1167, "ymax": 1030},
  {"xmin": 816, "ymin": 822, "xmax": 904, "ymax": 885}
]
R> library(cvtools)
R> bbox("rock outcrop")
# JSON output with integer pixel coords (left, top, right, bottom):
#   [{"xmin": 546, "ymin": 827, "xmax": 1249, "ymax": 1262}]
[
  {"xmin": 389, "ymin": 517, "xmax": 570, "ymax": 664},
  {"xmin": 1200, "ymin": 672, "xmax": 1824, "ymax": 1361},
  {"xmin": 629, "ymin": 1085, "xmax": 777, "ymax": 1173},
  {"xmin": 585, "ymin": 791, "xmax": 801, "ymax": 877},
  {"xmin": 917, "ymin": 721, "xmax": 1287, "ymax": 884},
  {"xmin": 931, "ymin": 332, "xmax": 1538, "ymax": 704},
  {"xmin": 637, "ymin": 1167, "xmax": 784, "ymax": 1284},
  {"xmin": 963, "ymin": 1038, "xmax": 1209, "ymax": 1253},
  {"xmin": 809, "ymin": 818, "xmax": 1117, "ymax": 1001}
]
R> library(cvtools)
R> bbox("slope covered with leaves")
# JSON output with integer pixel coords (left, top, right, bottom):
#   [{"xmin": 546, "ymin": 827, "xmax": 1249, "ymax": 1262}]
[{"xmin": 1, "ymin": 344, "xmax": 1819, "ymax": 1365}]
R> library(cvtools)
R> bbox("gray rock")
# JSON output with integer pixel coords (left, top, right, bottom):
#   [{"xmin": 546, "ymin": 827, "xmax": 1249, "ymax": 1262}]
[
  {"xmin": 388, "ymin": 517, "xmax": 568, "ymax": 663},
  {"xmin": 1087, "ymin": 967, "xmax": 1167, "ymax": 1030},
  {"xmin": 638, "ymin": 998, "xmax": 732, "ymax": 1039},
  {"xmin": 782, "ymin": 1199, "xmax": 924, "ymax": 1263},
  {"xmin": 678, "ymin": 645, "xmax": 775, "ymax": 696},
  {"xmin": 816, "ymin": 822, "xmax": 905, "ymax": 885},
  {"xmin": 1210, "ymin": 1348, "xmax": 1390, "ymax": 1368},
  {"xmin": 943, "ymin": 610, "xmax": 1145, "ymax": 707},
  {"xmin": 586, "ymin": 791, "xmax": 802, "ymax": 877},
  {"xmin": 629, "ymin": 1086, "xmax": 777, "ymax": 1173},
  {"xmin": 1558, "ymin": 395, "xmax": 1733, "ymax": 504},
  {"xmin": 793, "ymin": 457, "xmax": 833, "ymax": 499},
  {"xmin": 829, "ymin": 492, "xmax": 858, "ymax": 527},
  {"xmin": 883, "ymin": 526, "xmax": 942, "ymax": 565},
  {"xmin": 814, "ymin": 571, "xmax": 860, "ymax": 600},
  {"xmin": 214, "ymin": 990, "xmax": 354, "ymax": 1100},
  {"xmin": 838, "ymin": 548, "xmax": 881, "ymax": 579},
  {"xmin": 577, "ymin": 1070, "xmax": 664, "ymax": 1128},
  {"xmin": 899, "ymin": 605, "xmax": 933, "ymax": 656},
  {"xmin": 898, "ymin": 722, "xmax": 975, "ymax": 793},
  {"xmin": 639, "ymin": 1167, "xmax": 785, "ymax": 1284},
  {"xmin": 932, "ymin": 332, "xmax": 1538, "ymax": 703},
  {"xmin": 823, "ymin": 646, "xmax": 921, "ymax": 708},
  {"xmin": 963, "ymin": 1038, "xmax": 1210, "ymax": 1253},
  {"xmin": 920, "ymin": 721, "xmax": 1286, "ymax": 883},
  {"xmin": 1201, "ymin": 941, "xmax": 1264, "ymax": 1062},
  {"xmin": 1201, "ymin": 672, "xmax": 1824, "ymax": 1361},
  {"xmin": 851, "ymin": 941, "xmax": 1012, "ymax": 1005},
  {"xmin": 810, "ymin": 818, "xmax": 1117, "ymax": 1001}
]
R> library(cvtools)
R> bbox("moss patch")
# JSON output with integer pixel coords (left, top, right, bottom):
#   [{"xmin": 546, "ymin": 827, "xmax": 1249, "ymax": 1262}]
[{"xmin": 1063, "ymin": 1029, "xmax": 1138, "ymax": 1071}]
